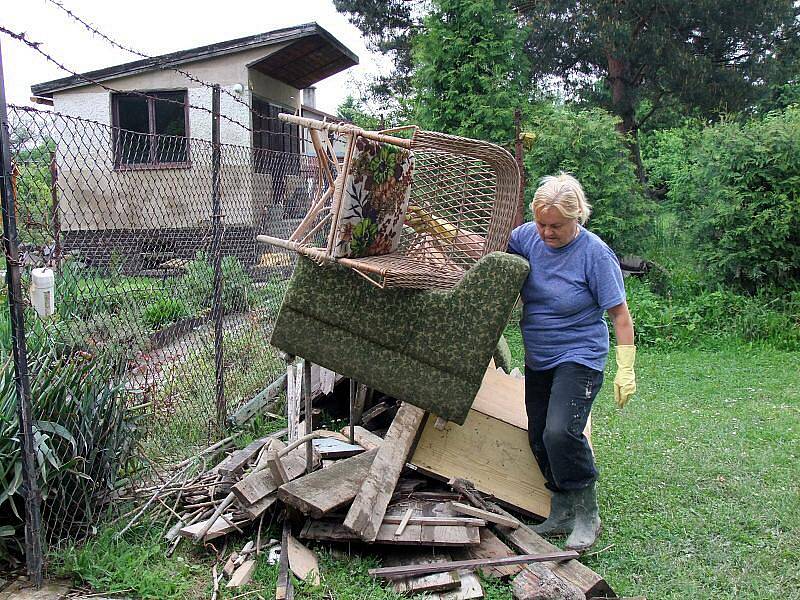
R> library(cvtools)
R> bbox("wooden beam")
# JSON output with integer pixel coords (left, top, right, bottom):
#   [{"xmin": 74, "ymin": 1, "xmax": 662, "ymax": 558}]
[
  {"xmin": 512, "ymin": 564, "xmax": 584, "ymax": 600},
  {"xmin": 339, "ymin": 425, "xmax": 383, "ymax": 451},
  {"xmin": 395, "ymin": 509, "xmax": 414, "ymax": 536},
  {"xmin": 276, "ymin": 521, "xmax": 294, "ymax": 600},
  {"xmin": 456, "ymin": 529, "xmax": 522, "ymax": 578},
  {"xmin": 278, "ymin": 449, "xmax": 377, "ymax": 518},
  {"xmin": 301, "ymin": 519, "xmax": 481, "ymax": 547},
  {"xmin": 450, "ymin": 502, "xmax": 520, "ymax": 529},
  {"xmin": 229, "ymin": 375, "xmax": 287, "ymax": 427},
  {"xmin": 368, "ymin": 551, "xmax": 579, "ymax": 579},
  {"xmin": 216, "ymin": 433, "xmax": 282, "ymax": 476},
  {"xmin": 344, "ymin": 403, "xmax": 425, "ymax": 542},
  {"xmin": 232, "ymin": 442, "xmax": 306, "ymax": 507}
]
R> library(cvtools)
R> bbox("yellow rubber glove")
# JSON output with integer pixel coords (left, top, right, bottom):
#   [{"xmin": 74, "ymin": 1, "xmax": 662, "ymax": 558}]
[{"xmin": 614, "ymin": 345, "xmax": 637, "ymax": 408}]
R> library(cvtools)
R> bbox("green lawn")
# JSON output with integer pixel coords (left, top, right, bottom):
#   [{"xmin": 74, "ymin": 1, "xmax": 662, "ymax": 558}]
[{"xmin": 56, "ymin": 344, "xmax": 800, "ymax": 599}]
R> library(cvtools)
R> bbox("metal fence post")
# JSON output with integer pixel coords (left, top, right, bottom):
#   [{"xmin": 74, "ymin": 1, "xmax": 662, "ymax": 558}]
[
  {"xmin": 0, "ymin": 40, "xmax": 44, "ymax": 586},
  {"xmin": 211, "ymin": 84, "xmax": 226, "ymax": 431}
]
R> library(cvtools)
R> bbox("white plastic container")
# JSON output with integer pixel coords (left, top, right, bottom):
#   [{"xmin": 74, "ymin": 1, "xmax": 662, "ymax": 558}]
[{"xmin": 30, "ymin": 267, "xmax": 55, "ymax": 318}]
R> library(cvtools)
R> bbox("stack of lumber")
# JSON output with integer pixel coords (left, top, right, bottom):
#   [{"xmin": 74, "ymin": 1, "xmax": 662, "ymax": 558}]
[{"xmin": 129, "ymin": 363, "xmax": 617, "ymax": 600}]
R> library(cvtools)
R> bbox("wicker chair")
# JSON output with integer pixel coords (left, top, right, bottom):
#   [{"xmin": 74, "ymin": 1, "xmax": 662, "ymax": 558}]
[{"xmin": 257, "ymin": 114, "xmax": 520, "ymax": 290}]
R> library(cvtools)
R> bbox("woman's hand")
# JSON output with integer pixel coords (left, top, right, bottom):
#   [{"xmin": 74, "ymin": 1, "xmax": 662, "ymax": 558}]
[{"xmin": 608, "ymin": 302, "xmax": 636, "ymax": 408}]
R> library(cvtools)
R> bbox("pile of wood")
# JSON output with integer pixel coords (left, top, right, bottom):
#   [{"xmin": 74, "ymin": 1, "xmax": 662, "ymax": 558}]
[{"xmin": 130, "ymin": 364, "xmax": 620, "ymax": 599}]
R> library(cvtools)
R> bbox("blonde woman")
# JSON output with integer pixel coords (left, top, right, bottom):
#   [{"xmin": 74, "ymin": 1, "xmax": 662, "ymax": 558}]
[{"xmin": 507, "ymin": 173, "xmax": 636, "ymax": 552}]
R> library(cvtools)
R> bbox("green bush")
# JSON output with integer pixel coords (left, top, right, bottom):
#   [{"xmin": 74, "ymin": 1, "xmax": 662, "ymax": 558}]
[
  {"xmin": 668, "ymin": 107, "xmax": 800, "ymax": 292},
  {"xmin": 625, "ymin": 277, "xmax": 800, "ymax": 351},
  {"xmin": 523, "ymin": 102, "xmax": 655, "ymax": 253},
  {"xmin": 640, "ymin": 119, "xmax": 703, "ymax": 194},
  {"xmin": 142, "ymin": 297, "xmax": 189, "ymax": 330},
  {"xmin": 180, "ymin": 252, "xmax": 253, "ymax": 315}
]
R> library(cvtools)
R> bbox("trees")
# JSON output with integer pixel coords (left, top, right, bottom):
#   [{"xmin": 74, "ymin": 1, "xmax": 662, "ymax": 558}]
[
  {"xmin": 412, "ymin": 0, "xmax": 530, "ymax": 144},
  {"xmin": 336, "ymin": 0, "xmax": 799, "ymax": 180},
  {"xmin": 514, "ymin": 0, "xmax": 799, "ymax": 178}
]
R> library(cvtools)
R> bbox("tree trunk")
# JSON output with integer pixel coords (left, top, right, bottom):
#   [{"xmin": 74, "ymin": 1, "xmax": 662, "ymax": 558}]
[{"xmin": 607, "ymin": 53, "xmax": 647, "ymax": 185}]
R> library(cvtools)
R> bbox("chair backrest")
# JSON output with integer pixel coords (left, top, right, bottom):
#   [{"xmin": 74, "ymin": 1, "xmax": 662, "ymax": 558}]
[{"xmin": 256, "ymin": 114, "xmax": 520, "ymax": 290}]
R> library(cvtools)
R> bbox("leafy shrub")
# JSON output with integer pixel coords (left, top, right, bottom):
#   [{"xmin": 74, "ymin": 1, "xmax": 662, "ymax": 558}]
[
  {"xmin": 142, "ymin": 297, "xmax": 189, "ymax": 330},
  {"xmin": 180, "ymin": 252, "xmax": 253, "ymax": 315},
  {"xmin": 523, "ymin": 102, "xmax": 655, "ymax": 254},
  {"xmin": 625, "ymin": 277, "xmax": 800, "ymax": 350},
  {"xmin": 668, "ymin": 107, "xmax": 800, "ymax": 292},
  {"xmin": 640, "ymin": 120, "xmax": 703, "ymax": 195}
]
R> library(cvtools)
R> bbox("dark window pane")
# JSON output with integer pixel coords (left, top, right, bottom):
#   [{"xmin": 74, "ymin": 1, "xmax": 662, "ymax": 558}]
[
  {"xmin": 154, "ymin": 92, "xmax": 187, "ymax": 163},
  {"xmin": 116, "ymin": 95, "xmax": 150, "ymax": 164}
]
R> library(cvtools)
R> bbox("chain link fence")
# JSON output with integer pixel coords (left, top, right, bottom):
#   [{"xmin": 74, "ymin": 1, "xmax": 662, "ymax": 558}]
[{"xmin": 2, "ymin": 103, "xmax": 324, "ymax": 558}]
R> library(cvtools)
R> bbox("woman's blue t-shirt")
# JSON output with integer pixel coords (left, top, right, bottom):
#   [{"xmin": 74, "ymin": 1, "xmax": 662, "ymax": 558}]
[{"xmin": 508, "ymin": 222, "xmax": 626, "ymax": 372}]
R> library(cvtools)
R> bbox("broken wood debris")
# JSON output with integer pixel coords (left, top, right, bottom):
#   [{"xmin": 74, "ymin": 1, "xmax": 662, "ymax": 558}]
[{"xmin": 123, "ymin": 365, "xmax": 623, "ymax": 599}]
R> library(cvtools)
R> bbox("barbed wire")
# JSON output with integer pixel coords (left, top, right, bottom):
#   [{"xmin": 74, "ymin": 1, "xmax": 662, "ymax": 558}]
[
  {"xmin": 41, "ymin": 0, "xmax": 279, "ymax": 128},
  {"xmin": 0, "ymin": 25, "xmax": 257, "ymax": 133}
]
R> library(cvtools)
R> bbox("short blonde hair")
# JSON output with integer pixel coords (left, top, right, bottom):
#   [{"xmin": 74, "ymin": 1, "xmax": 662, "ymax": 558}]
[{"xmin": 530, "ymin": 172, "xmax": 591, "ymax": 225}]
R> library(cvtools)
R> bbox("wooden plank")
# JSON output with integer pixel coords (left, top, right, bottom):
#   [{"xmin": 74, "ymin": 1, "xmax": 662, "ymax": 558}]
[
  {"xmin": 344, "ymin": 403, "xmax": 426, "ymax": 542},
  {"xmin": 276, "ymin": 520, "xmax": 294, "ymax": 600},
  {"xmin": 368, "ymin": 551, "xmax": 579, "ymax": 579},
  {"xmin": 179, "ymin": 514, "xmax": 238, "ymax": 541},
  {"xmin": 412, "ymin": 366, "xmax": 592, "ymax": 519},
  {"xmin": 226, "ymin": 559, "xmax": 256, "ymax": 588},
  {"xmin": 232, "ymin": 443, "xmax": 306, "ymax": 507},
  {"xmin": 243, "ymin": 493, "xmax": 277, "ymax": 519},
  {"xmin": 395, "ymin": 509, "xmax": 414, "ymax": 536},
  {"xmin": 300, "ymin": 519, "xmax": 481, "ymax": 547},
  {"xmin": 384, "ymin": 550, "xmax": 460, "ymax": 596},
  {"xmin": 312, "ymin": 437, "xmax": 364, "ymax": 459},
  {"xmin": 457, "ymin": 529, "xmax": 522, "ymax": 578},
  {"xmin": 512, "ymin": 564, "xmax": 583, "ymax": 600},
  {"xmin": 437, "ymin": 571, "xmax": 483, "ymax": 599},
  {"xmin": 278, "ymin": 449, "xmax": 378, "ymax": 518},
  {"xmin": 230, "ymin": 374, "xmax": 287, "ymax": 426},
  {"xmin": 340, "ymin": 425, "xmax": 383, "ymax": 451},
  {"xmin": 287, "ymin": 534, "xmax": 320, "ymax": 586},
  {"xmin": 450, "ymin": 502, "xmax": 521, "ymax": 529},
  {"xmin": 495, "ymin": 520, "xmax": 614, "ymax": 599},
  {"xmin": 216, "ymin": 435, "xmax": 275, "ymax": 476},
  {"xmin": 382, "ymin": 516, "xmax": 486, "ymax": 527}
]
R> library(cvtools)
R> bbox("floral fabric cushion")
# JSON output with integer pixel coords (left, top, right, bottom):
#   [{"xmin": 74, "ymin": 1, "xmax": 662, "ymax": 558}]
[{"xmin": 332, "ymin": 136, "xmax": 414, "ymax": 258}]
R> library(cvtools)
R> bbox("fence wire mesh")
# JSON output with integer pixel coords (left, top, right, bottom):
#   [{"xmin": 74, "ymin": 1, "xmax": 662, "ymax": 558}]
[{"xmin": 2, "ymin": 104, "xmax": 323, "ymax": 554}]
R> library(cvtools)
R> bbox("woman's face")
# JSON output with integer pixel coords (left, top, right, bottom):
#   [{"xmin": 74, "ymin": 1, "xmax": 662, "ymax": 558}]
[{"xmin": 535, "ymin": 206, "xmax": 578, "ymax": 248}]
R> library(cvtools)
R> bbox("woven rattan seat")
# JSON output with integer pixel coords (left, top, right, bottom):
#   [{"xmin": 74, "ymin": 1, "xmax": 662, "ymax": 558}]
[{"xmin": 257, "ymin": 115, "xmax": 520, "ymax": 290}]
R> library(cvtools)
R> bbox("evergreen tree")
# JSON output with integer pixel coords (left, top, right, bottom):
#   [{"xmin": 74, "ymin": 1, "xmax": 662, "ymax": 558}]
[{"xmin": 412, "ymin": 0, "xmax": 531, "ymax": 144}]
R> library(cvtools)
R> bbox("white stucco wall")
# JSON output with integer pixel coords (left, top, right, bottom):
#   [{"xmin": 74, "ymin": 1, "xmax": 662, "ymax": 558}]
[{"xmin": 50, "ymin": 44, "xmax": 305, "ymax": 231}]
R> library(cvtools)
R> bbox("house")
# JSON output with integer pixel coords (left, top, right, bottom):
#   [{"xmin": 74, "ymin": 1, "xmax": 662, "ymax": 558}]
[{"xmin": 30, "ymin": 23, "xmax": 358, "ymax": 269}]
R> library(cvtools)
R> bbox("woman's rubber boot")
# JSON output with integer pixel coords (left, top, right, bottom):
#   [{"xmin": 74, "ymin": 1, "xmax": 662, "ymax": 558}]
[
  {"xmin": 565, "ymin": 482, "xmax": 601, "ymax": 552},
  {"xmin": 532, "ymin": 490, "xmax": 574, "ymax": 536}
]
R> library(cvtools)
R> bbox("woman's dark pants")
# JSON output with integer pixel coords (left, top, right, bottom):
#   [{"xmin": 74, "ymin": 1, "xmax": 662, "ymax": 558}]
[{"xmin": 525, "ymin": 362, "xmax": 603, "ymax": 492}]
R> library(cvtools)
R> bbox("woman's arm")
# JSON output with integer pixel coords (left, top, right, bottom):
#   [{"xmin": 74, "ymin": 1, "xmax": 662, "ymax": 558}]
[{"xmin": 607, "ymin": 301, "xmax": 634, "ymax": 345}]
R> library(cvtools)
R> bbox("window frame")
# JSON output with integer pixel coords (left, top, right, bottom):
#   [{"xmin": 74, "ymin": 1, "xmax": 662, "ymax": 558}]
[
  {"xmin": 111, "ymin": 89, "xmax": 191, "ymax": 170},
  {"xmin": 251, "ymin": 95, "xmax": 300, "ymax": 175}
]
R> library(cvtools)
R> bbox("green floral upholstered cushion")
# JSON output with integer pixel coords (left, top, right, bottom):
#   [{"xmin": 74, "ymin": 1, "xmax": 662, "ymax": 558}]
[
  {"xmin": 270, "ymin": 251, "xmax": 530, "ymax": 424},
  {"xmin": 332, "ymin": 137, "xmax": 414, "ymax": 258}
]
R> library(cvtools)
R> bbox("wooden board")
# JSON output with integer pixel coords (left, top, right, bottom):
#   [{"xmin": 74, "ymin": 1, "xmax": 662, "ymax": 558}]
[
  {"xmin": 216, "ymin": 435, "xmax": 275, "ymax": 476},
  {"xmin": 232, "ymin": 446, "xmax": 307, "ymax": 507},
  {"xmin": 179, "ymin": 514, "xmax": 237, "ymax": 541},
  {"xmin": 384, "ymin": 550, "xmax": 460, "ymax": 595},
  {"xmin": 411, "ymin": 366, "xmax": 591, "ymax": 518},
  {"xmin": 312, "ymin": 437, "xmax": 364, "ymax": 459},
  {"xmin": 278, "ymin": 449, "xmax": 378, "ymax": 517},
  {"xmin": 226, "ymin": 560, "xmax": 256, "ymax": 588},
  {"xmin": 340, "ymin": 425, "xmax": 383, "ymax": 450},
  {"xmin": 287, "ymin": 534, "xmax": 320, "ymax": 585},
  {"xmin": 344, "ymin": 403, "xmax": 425, "ymax": 541},
  {"xmin": 450, "ymin": 502, "xmax": 520, "ymax": 529},
  {"xmin": 456, "ymin": 529, "xmax": 522, "ymax": 578},
  {"xmin": 437, "ymin": 571, "xmax": 483, "ymax": 599},
  {"xmin": 300, "ymin": 519, "xmax": 481, "ymax": 547},
  {"xmin": 496, "ymin": 522, "xmax": 614, "ymax": 598}
]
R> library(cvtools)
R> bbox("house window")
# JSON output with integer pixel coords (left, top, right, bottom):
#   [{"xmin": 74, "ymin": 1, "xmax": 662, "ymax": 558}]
[
  {"xmin": 251, "ymin": 97, "xmax": 300, "ymax": 175},
  {"xmin": 112, "ymin": 91, "xmax": 189, "ymax": 167}
]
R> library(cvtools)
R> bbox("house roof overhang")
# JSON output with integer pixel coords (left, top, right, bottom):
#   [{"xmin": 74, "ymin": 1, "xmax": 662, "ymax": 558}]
[{"xmin": 31, "ymin": 22, "xmax": 358, "ymax": 97}]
